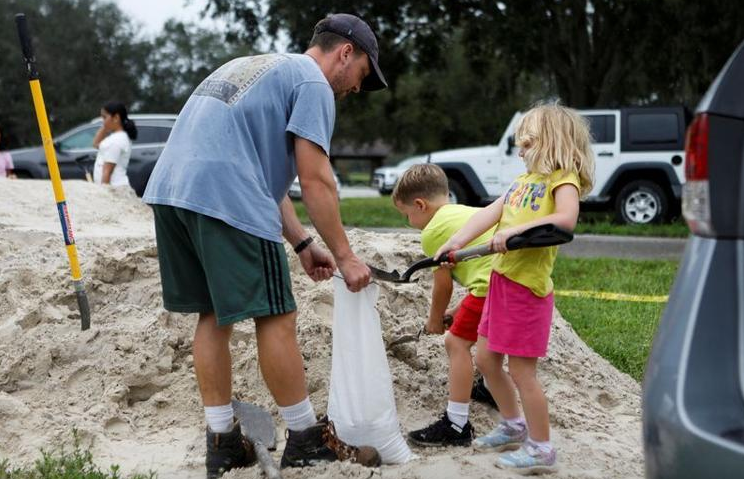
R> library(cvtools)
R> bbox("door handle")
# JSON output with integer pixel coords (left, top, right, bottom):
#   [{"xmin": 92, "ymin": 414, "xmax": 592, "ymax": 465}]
[{"xmin": 598, "ymin": 151, "xmax": 614, "ymax": 157}]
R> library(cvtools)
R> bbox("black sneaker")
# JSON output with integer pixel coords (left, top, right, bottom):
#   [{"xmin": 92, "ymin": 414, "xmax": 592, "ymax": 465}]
[
  {"xmin": 280, "ymin": 417, "xmax": 381, "ymax": 469},
  {"xmin": 206, "ymin": 420, "xmax": 256, "ymax": 479},
  {"xmin": 407, "ymin": 412, "xmax": 474, "ymax": 447},
  {"xmin": 471, "ymin": 376, "xmax": 499, "ymax": 410}
]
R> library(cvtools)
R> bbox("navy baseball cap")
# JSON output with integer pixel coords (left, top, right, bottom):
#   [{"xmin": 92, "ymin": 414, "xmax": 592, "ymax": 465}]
[{"xmin": 314, "ymin": 13, "xmax": 387, "ymax": 91}]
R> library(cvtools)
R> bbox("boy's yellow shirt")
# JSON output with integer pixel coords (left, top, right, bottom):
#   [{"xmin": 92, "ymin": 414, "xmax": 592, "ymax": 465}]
[
  {"xmin": 493, "ymin": 170, "xmax": 580, "ymax": 297},
  {"xmin": 421, "ymin": 204, "xmax": 496, "ymax": 297}
]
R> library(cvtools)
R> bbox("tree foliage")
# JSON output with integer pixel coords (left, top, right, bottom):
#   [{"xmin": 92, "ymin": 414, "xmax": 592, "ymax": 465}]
[
  {"xmin": 204, "ymin": 0, "xmax": 744, "ymax": 153},
  {"xmin": 0, "ymin": 0, "xmax": 248, "ymax": 149},
  {"xmin": 0, "ymin": 0, "xmax": 149, "ymax": 148},
  {"xmin": 1, "ymin": 0, "xmax": 742, "ymax": 155}
]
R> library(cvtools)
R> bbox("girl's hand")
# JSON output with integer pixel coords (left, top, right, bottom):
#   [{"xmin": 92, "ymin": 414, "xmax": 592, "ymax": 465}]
[
  {"xmin": 490, "ymin": 227, "xmax": 519, "ymax": 253},
  {"xmin": 434, "ymin": 239, "xmax": 463, "ymax": 268}
]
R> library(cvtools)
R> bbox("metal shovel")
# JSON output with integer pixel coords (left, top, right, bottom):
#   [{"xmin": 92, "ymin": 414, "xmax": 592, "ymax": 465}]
[
  {"xmin": 369, "ymin": 223, "xmax": 573, "ymax": 284},
  {"xmin": 232, "ymin": 400, "xmax": 282, "ymax": 479},
  {"xmin": 388, "ymin": 314, "xmax": 454, "ymax": 348}
]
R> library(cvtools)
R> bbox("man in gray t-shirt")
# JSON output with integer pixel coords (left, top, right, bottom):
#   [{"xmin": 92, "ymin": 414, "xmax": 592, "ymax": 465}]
[{"xmin": 143, "ymin": 13, "xmax": 387, "ymax": 477}]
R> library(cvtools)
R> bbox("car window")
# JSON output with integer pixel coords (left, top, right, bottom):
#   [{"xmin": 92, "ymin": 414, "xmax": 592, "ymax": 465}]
[
  {"xmin": 58, "ymin": 127, "xmax": 98, "ymax": 150},
  {"xmin": 134, "ymin": 126, "xmax": 172, "ymax": 144},
  {"xmin": 628, "ymin": 113, "xmax": 679, "ymax": 144},
  {"xmin": 584, "ymin": 115, "xmax": 616, "ymax": 143}
]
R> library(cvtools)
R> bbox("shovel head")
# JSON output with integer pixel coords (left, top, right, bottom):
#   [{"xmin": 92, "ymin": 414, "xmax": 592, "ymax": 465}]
[
  {"xmin": 368, "ymin": 264, "xmax": 411, "ymax": 283},
  {"xmin": 232, "ymin": 400, "xmax": 277, "ymax": 449}
]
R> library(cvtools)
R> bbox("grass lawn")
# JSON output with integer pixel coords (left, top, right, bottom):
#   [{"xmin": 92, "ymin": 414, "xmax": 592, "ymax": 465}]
[
  {"xmin": 293, "ymin": 198, "xmax": 690, "ymax": 237},
  {"xmin": 293, "ymin": 197, "xmax": 410, "ymax": 228},
  {"xmin": 553, "ymin": 256, "xmax": 679, "ymax": 381}
]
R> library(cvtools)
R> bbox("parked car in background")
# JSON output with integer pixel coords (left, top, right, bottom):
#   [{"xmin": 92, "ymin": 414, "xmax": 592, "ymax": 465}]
[
  {"xmin": 642, "ymin": 39, "xmax": 744, "ymax": 478},
  {"xmin": 9, "ymin": 114, "xmax": 177, "ymax": 196},
  {"xmin": 288, "ymin": 168, "xmax": 342, "ymax": 200},
  {"xmin": 417, "ymin": 107, "xmax": 689, "ymax": 224},
  {"xmin": 372, "ymin": 155, "xmax": 427, "ymax": 194}
]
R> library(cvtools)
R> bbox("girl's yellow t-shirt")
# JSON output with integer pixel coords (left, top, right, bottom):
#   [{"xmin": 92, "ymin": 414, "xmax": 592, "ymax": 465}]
[{"xmin": 493, "ymin": 170, "xmax": 580, "ymax": 297}]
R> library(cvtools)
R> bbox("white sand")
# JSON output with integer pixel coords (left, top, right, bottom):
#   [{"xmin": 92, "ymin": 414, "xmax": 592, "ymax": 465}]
[{"xmin": 0, "ymin": 179, "xmax": 643, "ymax": 478}]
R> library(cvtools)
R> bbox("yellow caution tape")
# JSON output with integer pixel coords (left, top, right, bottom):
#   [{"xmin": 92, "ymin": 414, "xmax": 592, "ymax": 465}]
[{"xmin": 555, "ymin": 289, "xmax": 668, "ymax": 303}]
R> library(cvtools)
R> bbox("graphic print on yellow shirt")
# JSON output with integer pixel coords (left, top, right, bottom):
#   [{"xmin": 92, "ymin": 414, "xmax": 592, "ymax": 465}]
[
  {"xmin": 493, "ymin": 170, "xmax": 580, "ymax": 297},
  {"xmin": 421, "ymin": 204, "xmax": 496, "ymax": 297}
]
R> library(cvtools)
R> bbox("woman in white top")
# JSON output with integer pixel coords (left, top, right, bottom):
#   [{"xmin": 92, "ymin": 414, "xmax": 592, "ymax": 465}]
[
  {"xmin": 92, "ymin": 101, "xmax": 137, "ymax": 187},
  {"xmin": 0, "ymin": 124, "xmax": 15, "ymax": 179}
]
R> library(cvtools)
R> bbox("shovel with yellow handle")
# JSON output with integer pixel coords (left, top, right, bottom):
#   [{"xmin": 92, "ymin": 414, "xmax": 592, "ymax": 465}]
[{"xmin": 15, "ymin": 13, "xmax": 91, "ymax": 331}]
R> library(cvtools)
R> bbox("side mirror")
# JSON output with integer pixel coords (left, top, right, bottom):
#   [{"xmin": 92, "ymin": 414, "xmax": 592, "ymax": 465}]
[
  {"xmin": 506, "ymin": 135, "xmax": 515, "ymax": 156},
  {"xmin": 53, "ymin": 140, "xmax": 61, "ymax": 151}
]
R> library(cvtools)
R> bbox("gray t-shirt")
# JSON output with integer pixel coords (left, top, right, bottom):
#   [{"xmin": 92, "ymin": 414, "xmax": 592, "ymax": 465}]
[{"xmin": 143, "ymin": 53, "xmax": 335, "ymax": 242}]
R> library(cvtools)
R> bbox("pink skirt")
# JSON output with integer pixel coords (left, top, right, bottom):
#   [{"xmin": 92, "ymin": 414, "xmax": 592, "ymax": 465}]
[{"xmin": 477, "ymin": 272, "xmax": 554, "ymax": 357}]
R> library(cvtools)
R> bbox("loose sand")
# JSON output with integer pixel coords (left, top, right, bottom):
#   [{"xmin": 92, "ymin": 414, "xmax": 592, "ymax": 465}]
[{"xmin": 0, "ymin": 180, "xmax": 643, "ymax": 478}]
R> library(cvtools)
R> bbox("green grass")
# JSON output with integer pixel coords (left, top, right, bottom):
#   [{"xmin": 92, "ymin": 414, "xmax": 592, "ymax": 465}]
[
  {"xmin": 0, "ymin": 431, "xmax": 155, "ymax": 479},
  {"xmin": 575, "ymin": 211, "xmax": 689, "ymax": 237},
  {"xmin": 553, "ymin": 257, "xmax": 679, "ymax": 381},
  {"xmin": 345, "ymin": 171, "xmax": 373, "ymax": 185},
  {"xmin": 293, "ymin": 197, "xmax": 410, "ymax": 228},
  {"xmin": 293, "ymin": 198, "xmax": 690, "ymax": 237}
]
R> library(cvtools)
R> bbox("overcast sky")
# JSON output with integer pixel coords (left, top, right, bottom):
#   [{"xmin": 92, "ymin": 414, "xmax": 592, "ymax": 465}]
[{"xmin": 112, "ymin": 0, "xmax": 221, "ymax": 36}]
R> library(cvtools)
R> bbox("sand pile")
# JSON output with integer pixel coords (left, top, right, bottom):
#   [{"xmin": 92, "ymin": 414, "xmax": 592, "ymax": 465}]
[{"xmin": 0, "ymin": 179, "xmax": 643, "ymax": 478}]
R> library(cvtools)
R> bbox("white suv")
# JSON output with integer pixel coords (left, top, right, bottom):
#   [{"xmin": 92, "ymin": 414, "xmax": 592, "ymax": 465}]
[{"xmin": 421, "ymin": 107, "xmax": 689, "ymax": 224}]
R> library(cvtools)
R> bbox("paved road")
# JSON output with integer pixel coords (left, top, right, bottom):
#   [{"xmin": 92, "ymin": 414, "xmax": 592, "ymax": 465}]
[{"xmin": 352, "ymin": 227, "xmax": 687, "ymax": 260}]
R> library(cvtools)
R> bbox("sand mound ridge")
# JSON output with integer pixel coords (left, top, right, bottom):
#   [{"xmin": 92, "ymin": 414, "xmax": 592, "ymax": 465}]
[{"xmin": 0, "ymin": 180, "xmax": 643, "ymax": 478}]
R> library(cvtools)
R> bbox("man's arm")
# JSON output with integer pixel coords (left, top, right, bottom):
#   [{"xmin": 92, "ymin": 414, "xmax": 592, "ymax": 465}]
[
  {"xmin": 280, "ymin": 195, "xmax": 310, "ymax": 247},
  {"xmin": 280, "ymin": 195, "xmax": 335, "ymax": 282},
  {"xmin": 294, "ymin": 137, "xmax": 369, "ymax": 291}
]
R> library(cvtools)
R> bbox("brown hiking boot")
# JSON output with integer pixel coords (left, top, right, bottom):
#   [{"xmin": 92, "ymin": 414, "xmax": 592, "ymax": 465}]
[
  {"xmin": 206, "ymin": 420, "xmax": 257, "ymax": 479},
  {"xmin": 280, "ymin": 416, "xmax": 382, "ymax": 468}
]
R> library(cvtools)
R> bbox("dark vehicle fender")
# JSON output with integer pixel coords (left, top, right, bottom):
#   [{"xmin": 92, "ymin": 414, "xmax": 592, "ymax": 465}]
[{"xmin": 600, "ymin": 163, "xmax": 682, "ymax": 199}]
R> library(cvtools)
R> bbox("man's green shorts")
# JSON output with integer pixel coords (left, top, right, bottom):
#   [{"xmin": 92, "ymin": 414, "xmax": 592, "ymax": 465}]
[{"xmin": 152, "ymin": 205, "xmax": 296, "ymax": 326}]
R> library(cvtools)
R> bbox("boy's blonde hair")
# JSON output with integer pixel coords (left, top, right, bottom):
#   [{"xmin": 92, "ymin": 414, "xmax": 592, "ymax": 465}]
[
  {"xmin": 515, "ymin": 102, "xmax": 595, "ymax": 198},
  {"xmin": 391, "ymin": 163, "xmax": 449, "ymax": 204}
]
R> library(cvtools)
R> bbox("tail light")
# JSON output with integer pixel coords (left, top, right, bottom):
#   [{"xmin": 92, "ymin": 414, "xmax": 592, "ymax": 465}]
[{"xmin": 682, "ymin": 114, "xmax": 714, "ymax": 236}]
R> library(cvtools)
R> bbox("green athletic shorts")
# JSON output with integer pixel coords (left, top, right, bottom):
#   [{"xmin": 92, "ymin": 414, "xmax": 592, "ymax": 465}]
[{"xmin": 152, "ymin": 204, "xmax": 296, "ymax": 326}]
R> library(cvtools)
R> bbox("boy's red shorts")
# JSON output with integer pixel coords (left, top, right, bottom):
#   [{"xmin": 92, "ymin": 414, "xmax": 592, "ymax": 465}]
[{"xmin": 448, "ymin": 293, "xmax": 486, "ymax": 342}]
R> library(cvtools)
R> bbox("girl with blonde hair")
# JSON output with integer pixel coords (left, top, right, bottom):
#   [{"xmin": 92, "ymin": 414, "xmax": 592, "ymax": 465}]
[{"xmin": 436, "ymin": 102, "xmax": 595, "ymax": 474}]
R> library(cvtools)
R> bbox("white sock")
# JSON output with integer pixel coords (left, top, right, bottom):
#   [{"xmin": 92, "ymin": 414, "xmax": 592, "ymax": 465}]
[
  {"xmin": 528, "ymin": 437, "xmax": 553, "ymax": 453},
  {"xmin": 446, "ymin": 400, "xmax": 470, "ymax": 428},
  {"xmin": 278, "ymin": 397, "xmax": 316, "ymax": 432},
  {"xmin": 504, "ymin": 416, "xmax": 526, "ymax": 430},
  {"xmin": 205, "ymin": 403, "xmax": 234, "ymax": 433}
]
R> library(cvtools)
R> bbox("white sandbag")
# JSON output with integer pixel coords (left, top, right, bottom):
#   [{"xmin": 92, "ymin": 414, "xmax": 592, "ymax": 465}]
[{"xmin": 327, "ymin": 277, "xmax": 415, "ymax": 464}]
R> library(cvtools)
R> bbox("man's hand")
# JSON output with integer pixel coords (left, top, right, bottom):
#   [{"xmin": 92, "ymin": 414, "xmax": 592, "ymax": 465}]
[
  {"xmin": 298, "ymin": 243, "xmax": 335, "ymax": 282},
  {"xmin": 337, "ymin": 254, "xmax": 371, "ymax": 292}
]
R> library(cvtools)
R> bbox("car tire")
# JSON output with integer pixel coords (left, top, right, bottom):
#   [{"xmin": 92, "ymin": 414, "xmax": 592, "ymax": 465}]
[
  {"xmin": 615, "ymin": 180, "xmax": 668, "ymax": 225},
  {"xmin": 13, "ymin": 171, "xmax": 32, "ymax": 179},
  {"xmin": 448, "ymin": 178, "xmax": 470, "ymax": 205}
]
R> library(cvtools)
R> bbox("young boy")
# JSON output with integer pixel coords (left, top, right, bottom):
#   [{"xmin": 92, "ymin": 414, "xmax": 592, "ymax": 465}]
[{"xmin": 392, "ymin": 163, "xmax": 497, "ymax": 447}]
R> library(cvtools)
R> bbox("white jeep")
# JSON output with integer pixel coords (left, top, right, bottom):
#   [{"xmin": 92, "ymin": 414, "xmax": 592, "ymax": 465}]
[{"xmin": 378, "ymin": 107, "xmax": 688, "ymax": 225}]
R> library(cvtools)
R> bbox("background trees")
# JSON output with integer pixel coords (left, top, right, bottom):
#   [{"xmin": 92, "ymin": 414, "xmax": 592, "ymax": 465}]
[{"xmin": 1, "ymin": 0, "xmax": 742, "ymax": 156}]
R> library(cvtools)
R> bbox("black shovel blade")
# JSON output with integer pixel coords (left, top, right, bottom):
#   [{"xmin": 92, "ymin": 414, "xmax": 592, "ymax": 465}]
[{"xmin": 368, "ymin": 264, "xmax": 412, "ymax": 283}]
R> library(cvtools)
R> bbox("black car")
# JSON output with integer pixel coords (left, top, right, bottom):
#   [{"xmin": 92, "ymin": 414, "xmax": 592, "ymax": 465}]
[
  {"xmin": 9, "ymin": 114, "xmax": 176, "ymax": 196},
  {"xmin": 642, "ymin": 40, "xmax": 744, "ymax": 477}
]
